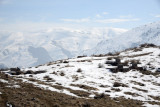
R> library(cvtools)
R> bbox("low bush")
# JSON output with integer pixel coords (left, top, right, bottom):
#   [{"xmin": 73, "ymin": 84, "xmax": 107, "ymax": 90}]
[
  {"xmin": 107, "ymin": 57, "xmax": 112, "ymax": 60},
  {"xmin": 43, "ymin": 75, "xmax": 52, "ymax": 81},
  {"xmin": 34, "ymin": 70, "xmax": 46, "ymax": 74},
  {"xmin": 10, "ymin": 67, "xmax": 20, "ymax": 71},
  {"xmin": 9, "ymin": 70, "xmax": 23, "ymax": 75},
  {"xmin": 94, "ymin": 93, "xmax": 105, "ymax": 99},
  {"xmin": 0, "ymin": 68, "xmax": 9, "ymax": 71},
  {"xmin": 107, "ymin": 52, "xmax": 113, "ymax": 56},
  {"xmin": 24, "ymin": 70, "xmax": 34, "ymax": 74},
  {"xmin": 98, "ymin": 63, "xmax": 104, "ymax": 68},
  {"xmin": 115, "ymin": 57, "xmax": 121, "ymax": 63},
  {"xmin": 60, "ymin": 72, "xmax": 65, "ymax": 76},
  {"xmin": 140, "ymin": 43, "xmax": 156, "ymax": 48},
  {"xmin": 77, "ymin": 55, "xmax": 87, "ymax": 58},
  {"xmin": 111, "ymin": 88, "xmax": 121, "ymax": 92},
  {"xmin": 77, "ymin": 68, "xmax": 82, "ymax": 73},
  {"xmin": 113, "ymin": 82, "xmax": 128, "ymax": 87},
  {"xmin": 81, "ymin": 102, "xmax": 91, "ymax": 107},
  {"xmin": 63, "ymin": 60, "xmax": 69, "ymax": 63}
]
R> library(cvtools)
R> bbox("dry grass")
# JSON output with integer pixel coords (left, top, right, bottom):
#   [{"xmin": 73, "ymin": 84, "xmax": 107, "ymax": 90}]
[
  {"xmin": 132, "ymin": 87, "xmax": 148, "ymax": 92},
  {"xmin": 130, "ymin": 81, "xmax": 145, "ymax": 86},
  {"xmin": 122, "ymin": 52, "xmax": 153, "ymax": 58},
  {"xmin": 0, "ymin": 72, "xmax": 147, "ymax": 107},
  {"xmin": 70, "ymin": 84, "xmax": 98, "ymax": 91},
  {"xmin": 113, "ymin": 82, "xmax": 128, "ymax": 87}
]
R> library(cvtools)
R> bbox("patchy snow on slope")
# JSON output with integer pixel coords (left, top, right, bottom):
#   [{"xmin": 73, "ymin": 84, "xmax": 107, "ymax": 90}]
[
  {"xmin": 120, "ymin": 46, "xmax": 160, "ymax": 72},
  {"xmin": 3, "ymin": 45, "xmax": 159, "ymax": 107},
  {"xmin": 0, "ymin": 79, "xmax": 8, "ymax": 83}
]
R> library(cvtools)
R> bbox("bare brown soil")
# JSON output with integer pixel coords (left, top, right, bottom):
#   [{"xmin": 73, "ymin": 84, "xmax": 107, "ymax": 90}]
[{"xmin": 0, "ymin": 72, "xmax": 145, "ymax": 107}]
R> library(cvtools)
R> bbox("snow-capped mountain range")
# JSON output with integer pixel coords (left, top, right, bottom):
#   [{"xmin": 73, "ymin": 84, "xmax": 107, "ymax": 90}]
[
  {"xmin": 85, "ymin": 21, "xmax": 160, "ymax": 55},
  {"xmin": 0, "ymin": 27, "xmax": 126, "ymax": 68},
  {"xmin": 1, "ymin": 21, "xmax": 160, "ymax": 68}
]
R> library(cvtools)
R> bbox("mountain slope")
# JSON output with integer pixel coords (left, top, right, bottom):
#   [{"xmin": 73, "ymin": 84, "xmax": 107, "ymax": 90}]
[
  {"xmin": 0, "ymin": 27, "xmax": 126, "ymax": 68},
  {"xmin": 1, "ymin": 44, "xmax": 160, "ymax": 107},
  {"xmin": 85, "ymin": 21, "xmax": 160, "ymax": 55}
]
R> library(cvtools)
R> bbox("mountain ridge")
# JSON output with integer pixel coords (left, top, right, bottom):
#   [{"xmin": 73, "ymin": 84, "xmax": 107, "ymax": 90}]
[
  {"xmin": 0, "ymin": 27, "xmax": 126, "ymax": 68},
  {"xmin": 85, "ymin": 21, "xmax": 160, "ymax": 55}
]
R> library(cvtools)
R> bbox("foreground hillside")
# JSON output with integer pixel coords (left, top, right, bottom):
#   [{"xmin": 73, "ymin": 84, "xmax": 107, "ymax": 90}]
[{"xmin": 0, "ymin": 44, "xmax": 160, "ymax": 107}]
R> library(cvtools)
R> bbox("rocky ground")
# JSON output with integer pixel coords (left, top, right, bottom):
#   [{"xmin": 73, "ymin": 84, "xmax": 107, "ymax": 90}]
[{"xmin": 0, "ymin": 72, "xmax": 144, "ymax": 107}]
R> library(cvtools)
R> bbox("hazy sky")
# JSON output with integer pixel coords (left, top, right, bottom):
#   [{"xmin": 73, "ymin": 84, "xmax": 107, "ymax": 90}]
[{"xmin": 0, "ymin": 0, "xmax": 160, "ymax": 31}]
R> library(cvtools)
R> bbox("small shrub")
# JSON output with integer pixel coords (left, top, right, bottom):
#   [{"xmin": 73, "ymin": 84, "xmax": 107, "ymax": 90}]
[
  {"xmin": 87, "ymin": 60, "xmax": 92, "ymax": 62},
  {"xmin": 123, "ymin": 60, "xmax": 129, "ymax": 66},
  {"xmin": 130, "ymin": 60, "xmax": 138, "ymax": 69},
  {"xmin": 77, "ymin": 68, "xmax": 82, "ymax": 72},
  {"xmin": 107, "ymin": 57, "xmax": 112, "ymax": 60},
  {"xmin": 43, "ymin": 75, "xmax": 52, "ymax": 81},
  {"xmin": 105, "ymin": 90, "xmax": 111, "ymax": 92},
  {"xmin": 0, "ymin": 68, "xmax": 9, "ymax": 71},
  {"xmin": 109, "ymin": 68, "xmax": 118, "ymax": 73},
  {"xmin": 77, "ymin": 55, "xmax": 87, "ymax": 58},
  {"xmin": 34, "ymin": 70, "xmax": 46, "ymax": 74},
  {"xmin": 46, "ymin": 77, "xmax": 52, "ymax": 81},
  {"xmin": 140, "ymin": 43, "xmax": 148, "ymax": 47},
  {"xmin": 65, "ymin": 64, "xmax": 75, "ymax": 67},
  {"xmin": 130, "ymin": 81, "xmax": 145, "ymax": 86},
  {"xmin": 113, "ymin": 82, "xmax": 121, "ymax": 87},
  {"xmin": 28, "ymin": 78, "xmax": 36, "ymax": 81},
  {"xmin": 105, "ymin": 60, "xmax": 118, "ymax": 66},
  {"xmin": 111, "ymin": 88, "xmax": 121, "ymax": 92},
  {"xmin": 60, "ymin": 72, "xmax": 65, "ymax": 76},
  {"xmin": 77, "ymin": 60, "xmax": 86, "ymax": 62},
  {"xmin": 133, "ymin": 48, "xmax": 142, "ymax": 52},
  {"xmin": 114, "ymin": 52, "xmax": 120, "ymax": 56},
  {"xmin": 81, "ymin": 102, "xmax": 91, "ymax": 107},
  {"xmin": 29, "ymin": 75, "xmax": 33, "ymax": 77},
  {"xmin": 113, "ymin": 82, "xmax": 128, "ymax": 87},
  {"xmin": 98, "ymin": 63, "xmax": 104, "ymax": 68},
  {"xmin": 51, "ymin": 71, "xmax": 57, "ymax": 75},
  {"xmin": 24, "ymin": 70, "xmax": 34, "ymax": 74},
  {"xmin": 43, "ymin": 75, "xmax": 50, "ymax": 79},
  {"xmin": 72, "ymin": 75, "xmax": 79, "ymax": 81},
  {"xmin": 59, "ymin": 60, "xmax": 63, "ymax": 63},
  {"xmin": 107, "ymin": 52, "xmax": 113, "ymax": 56},
  {"xmin": 63, "ymin": 60, "xmax": 69, "ymax": 63},
  {"xmin": 91, "ymin": 54, "xmax": 105, "ymax": 57},
  {"xmin": 136, "ymin": 67, "xmax": 144, "ymax": 71},
  {"xmin": 9, "ymin": 69, "xmax": 23, "ymax": 75},
  {"xmin": 10, "ymin": 67, "xmax": 20, "ymax": 71},
  {"xmin": 115, "ymin": 57, "xmax": 121, "ymax": 63},
  {"xmin": 133, "ymin": 87, "xmax": 148, "ymax": 92},
  {"xmin": 94, "ymin": 93, "xmax": 105, "ymax": 99},
  {"xmin": 140, "ymin": 43, "xmax": 156, "ymax": 47},
  {"xmin": 53, "ymin": 104, "xmax": 60, "ymax": 107}
]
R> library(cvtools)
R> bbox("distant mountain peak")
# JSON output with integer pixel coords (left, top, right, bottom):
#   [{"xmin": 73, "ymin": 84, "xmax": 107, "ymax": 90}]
[
  {"xmin": 0, "ymin": 27, "xmax": 126, "ymax": 68},
  {"xmin": 85, "ymin": 21, "xmax": 160, "ymax": 56}
]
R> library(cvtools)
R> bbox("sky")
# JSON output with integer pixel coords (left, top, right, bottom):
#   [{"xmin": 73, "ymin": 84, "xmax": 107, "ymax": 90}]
[{"xmin": 0, "ymin": 0, "xmax": 160, "ymax": 31}]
